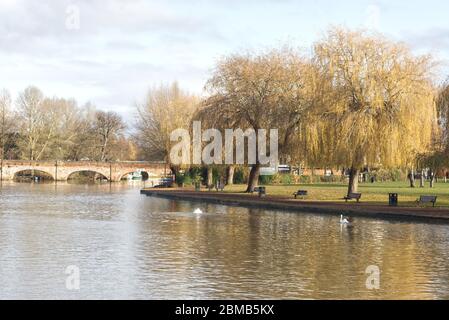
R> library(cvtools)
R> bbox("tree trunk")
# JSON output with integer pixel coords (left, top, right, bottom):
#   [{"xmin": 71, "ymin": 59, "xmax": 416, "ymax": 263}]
[
  {"xmin": 246, "ymin": 163, "xmax": 261, "ymax": 193},
  {"xmin": 347, "ymin": 166, "xmax": 359, "ymax": 195},
  {"xmin": 100, "ymin": 144, "xmax": 106, "ymax": 161},
  {"xmin": 420, "ymin": 170, "xmax": 425, "ymax": 188},
  {"xmin": 408, "ymin": 169, "xmax": 416, "ymax": 188},
  {"xmin": 430, "ymin": 170, "xmax": 435, "ymax": 188},
  {"xmin": 170, "ymin": 165, "xmax": 180, "ymax": 181},
  {"xmin": 226, "ymin": 166, "xmax": 235, "ymax": 185},
  {"xmin": 207, "ymin": 167, "xmax": 213, "ymax": 187},
  {"xmin": 100, "ymin": 135, "xmax": 109, "ymax": 162}
]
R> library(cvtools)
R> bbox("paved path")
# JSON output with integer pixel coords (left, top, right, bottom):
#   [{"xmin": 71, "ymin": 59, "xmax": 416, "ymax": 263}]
[{"xmin": 141, "ymin": 189, "xmax": 449, "ymax": 223}]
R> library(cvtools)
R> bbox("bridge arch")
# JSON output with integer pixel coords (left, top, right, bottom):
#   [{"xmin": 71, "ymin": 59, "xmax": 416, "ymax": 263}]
[
  {"xmin": 66, "ymin": 170, "xmax": 109, "ymax": 182},
  {"xmin": 118, "ymin": 171, "xmax": 150, "ymax": 181},
  {"xmin": 13, "ymin": 169, "xmax": 55, "ymax": 181}
]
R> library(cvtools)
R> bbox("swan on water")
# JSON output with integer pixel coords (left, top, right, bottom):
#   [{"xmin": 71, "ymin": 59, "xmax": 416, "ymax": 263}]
[
  {"xmin": 340, "ymin": 214, "xmax": 353, "ymax": 225},
  {"xmin": 193, "ymin": 208, "xmax": 203, "ymax": 214}
]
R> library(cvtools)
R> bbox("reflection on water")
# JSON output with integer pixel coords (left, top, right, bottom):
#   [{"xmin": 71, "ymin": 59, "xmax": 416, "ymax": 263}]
[{"xmin": 1, "ymin": 182, "xmax": 449, "ymax": 300}]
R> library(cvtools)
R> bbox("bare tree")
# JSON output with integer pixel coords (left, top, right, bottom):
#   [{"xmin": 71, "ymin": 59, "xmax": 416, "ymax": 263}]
[
  {"xmin": 64, "ymin": 103, "xmax": 97, "ymax": 161},
  {"xmin": 2, "ymin": 87, "xmax": 138, "ymax": 163},
  {"xmin": 16, "ymin": 86, "xmax": 48, "ymax": 160},
  {"xmin": 16, "ymin": 89, "xmax": 83, "ymax": 161},
  {"xmin": 93, "ymin": 111, "xmax": 126, "ymax": 161},
  {"xmin": 0, "ymin": 89, "xmax": 17, "ymax": 181},
  {"xmin": 0, "ymin": 90, "xmax": 14, "ymax": 159},
  {"xmin": 135, "ymin": 82, "xmax": 199, "ymax": 175}
]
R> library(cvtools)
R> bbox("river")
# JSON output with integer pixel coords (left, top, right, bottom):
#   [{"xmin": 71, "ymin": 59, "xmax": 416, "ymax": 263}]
[{"xmin": 1, "ymin": 182, "xmax": 449, "ymax": 299}]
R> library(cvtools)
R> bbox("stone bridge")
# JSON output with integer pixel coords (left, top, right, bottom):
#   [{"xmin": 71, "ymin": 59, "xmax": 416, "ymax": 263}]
[{"xmin": 0, "ymin": 160, "xmax": 170, "ymax": 182}]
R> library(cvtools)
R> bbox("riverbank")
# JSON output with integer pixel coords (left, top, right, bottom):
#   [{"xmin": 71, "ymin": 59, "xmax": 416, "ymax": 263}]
[
  {"xmin": 140, "ymin": 188, "xmax": 449, "ymax": 223},
  {"xmin": 223, "ymin": 182, "xmax": 449, "ymax": 206}
]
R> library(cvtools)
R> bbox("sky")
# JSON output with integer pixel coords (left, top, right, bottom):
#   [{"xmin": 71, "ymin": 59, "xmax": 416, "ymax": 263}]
[{"xmin": 1, "ymin": 0, "xmax": 449, "ymax": 122}]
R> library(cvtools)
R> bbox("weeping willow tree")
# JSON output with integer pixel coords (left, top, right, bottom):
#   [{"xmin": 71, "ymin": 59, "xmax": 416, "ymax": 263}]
[
  {"xmin": 205, "ymin": 47, "xmax": 311, "ymax": 192},
  {"xmin": 308, "ymin": 28, "xmax": 437, "ymax": 195},
  {"xmin": 436, "ymin": 80, "xmax": 449, "ymax": 148},
  {"xmin": 416, "ymin": 80, "xmax": 449, "ymax": 187}
]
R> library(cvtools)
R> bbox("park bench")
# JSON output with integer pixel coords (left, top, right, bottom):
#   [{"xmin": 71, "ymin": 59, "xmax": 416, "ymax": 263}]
[
  {"xmin": 416, "ymin": 195, "xmax": 437, "ymax": 207},
  {"xmin": 344, "ymin": 193, "xmax": 362, "ymax": 203},
  {"xmin": 293, "ymin": 190, "xmax": 308, "ymax": 199},
  {"xmin": 252, "ymin": 186, "xmax": 266, "ymax": 197}
]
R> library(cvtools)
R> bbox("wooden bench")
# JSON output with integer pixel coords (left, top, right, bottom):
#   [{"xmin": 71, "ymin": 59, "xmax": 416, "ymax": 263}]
[
  {"xmin": 252, "ymin": 186, "xmax": 266, "ymax": 197},
  {"xmin": 293, "ymin": 190, "xmax": 308, "ymax": 199},
  {"xmin": 344, "ymin": 193, "xmax": 362, "ymax": 203},
  {"xmin": 416, "ymin": 195, "xmax": 437, "ymax": 207}
]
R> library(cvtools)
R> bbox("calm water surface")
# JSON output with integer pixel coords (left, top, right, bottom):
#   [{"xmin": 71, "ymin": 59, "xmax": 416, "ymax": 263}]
[{"xmin": 1, "ymin": 182, "xmax": 449, "ymax": 300}]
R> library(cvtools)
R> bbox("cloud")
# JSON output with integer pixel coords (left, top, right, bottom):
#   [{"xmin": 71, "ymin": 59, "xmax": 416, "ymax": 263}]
[
  {"xmin": 0, "ymin": 0, "xmax": 226, "ymax": 116},
  {"xmin": 1, "ymin": 0, "xmax": 449, "ymax": 118},
  {"xmin": 365, "ymin": 4, "xmax": 381, "ymax": 30},
  {"xmin": 406, "ymin": 28, "xmax": 449, "ymax": 52},
  {"xmin": 399, "ymin": 28, "xmax": 449, "ymax": 81}
]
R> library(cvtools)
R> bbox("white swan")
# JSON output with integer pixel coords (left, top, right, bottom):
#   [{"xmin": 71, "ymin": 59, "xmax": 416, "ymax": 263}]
[
  {"xmin": 340, "ymin": 214, "xmax": 353, "ymax": 225},
  {"xmin": 193, "ymin": 208, "xmax": 203, "ymax": 214}
]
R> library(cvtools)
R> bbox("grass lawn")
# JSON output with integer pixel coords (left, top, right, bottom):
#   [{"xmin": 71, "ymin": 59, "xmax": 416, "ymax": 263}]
[{"xmin": 222, "ymin": 182, "xmax": 449, "ymax": 207}]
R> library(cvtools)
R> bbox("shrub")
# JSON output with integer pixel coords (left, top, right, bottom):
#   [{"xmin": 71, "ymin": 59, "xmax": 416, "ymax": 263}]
[
  {"xmin": 234, "ymin": 168, "xmax": 248, "ymax": 184},
  {"xmin": 299, "ymin": 175, "xmax": 311, "ymax": 184},
  {"xmin": 176, "ymin": 173, "xmax": 193, "ymax": 186},
  {"xmin": 258, "ymin": 173, "xmax": 295, "ymax": 185},
  {"xmin": 280, "ymin": 174, "xmax": 293, "ymax": 185},
  {"xmin": 259, "ymin": 175, "xmax": 274, "ymax": 185},
  {"xmin": 188, "ymin": 167, "xmax": 203, "ymax": 184},
  {"xmin": 175, "ymin": 174, "xmax": 185, "ymax": 186},
  {"xmin": 371, "ymin": 168, "xmax": 406, "ymax": 182},
  {"xmin": 320, "ymin": 175, "xmax": 342, "ymax": 183},
  {"xmin": 183, "ymin": 174, "xmax": 193, "ymax": 185}
]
